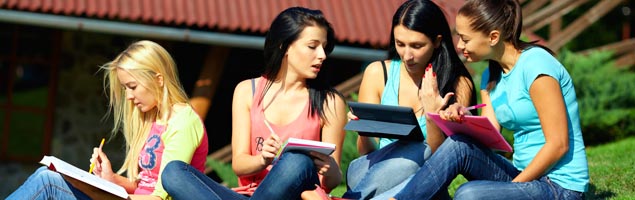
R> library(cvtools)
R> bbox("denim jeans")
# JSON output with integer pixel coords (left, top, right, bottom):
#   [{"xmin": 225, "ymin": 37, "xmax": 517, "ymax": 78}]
[
  {"xmin": 7, "ymin": 166, "xmax": 91, "ymax": 200},
  {"xmin": 393, "ymin": 135, "xmax": 584, "ymax": 200},
  {"xmin": 162, "ymin": 151, "xmax": 320, "ymax": 200},
  {"xmin": 341, "ymin": 140, "xmax": 431, "ymax": 200}
]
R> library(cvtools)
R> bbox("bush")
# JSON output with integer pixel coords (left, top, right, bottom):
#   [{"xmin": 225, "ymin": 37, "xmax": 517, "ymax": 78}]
[{"xmin": 559, "ymin": 50, "xmax": 635, "ymax": 145}]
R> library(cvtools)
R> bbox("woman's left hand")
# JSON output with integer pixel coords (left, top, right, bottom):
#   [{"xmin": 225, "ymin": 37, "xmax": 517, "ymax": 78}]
[
  {"xmin": 309, "ymin": 151, "xmax": 338, "ymax": 177},
  {"xmin": 420, "ymin": 64, "xmax": 454, "ymax": 113}
]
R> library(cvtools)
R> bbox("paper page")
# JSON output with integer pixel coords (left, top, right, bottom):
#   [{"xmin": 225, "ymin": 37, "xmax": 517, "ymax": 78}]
[{"xmin": 40, "ymin": 156, "xmax": 129, "ymax": 199}]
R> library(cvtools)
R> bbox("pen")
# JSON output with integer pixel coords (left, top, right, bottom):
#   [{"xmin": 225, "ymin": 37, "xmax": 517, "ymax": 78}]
[
  {"xmin": 89, "ymin": 138, "xmax": 105, "ymax": 174},
  {"xmin": 465, "ymin": 103, "xmax": 486, "ymax": 111}
]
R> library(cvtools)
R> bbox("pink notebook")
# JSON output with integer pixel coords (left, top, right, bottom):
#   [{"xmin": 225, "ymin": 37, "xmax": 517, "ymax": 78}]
[{"xmin": 427, "ymin": 113, "xmax": 513, "ymax": 152}]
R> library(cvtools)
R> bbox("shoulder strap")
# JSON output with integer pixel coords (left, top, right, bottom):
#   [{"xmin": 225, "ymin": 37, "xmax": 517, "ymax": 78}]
[
  {"xmin": 251, "ymin": 78, "xmax": 256, "ymax": 97},
  {"xmin": 381, "ymin": 60, "xmax": 387, "ymax": 85}
]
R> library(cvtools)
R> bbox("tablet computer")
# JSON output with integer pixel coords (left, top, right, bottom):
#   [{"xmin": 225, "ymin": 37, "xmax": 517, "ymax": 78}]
[{"xmin": 344, "ymin": 102, "xmax": 424, "ymax": 141}]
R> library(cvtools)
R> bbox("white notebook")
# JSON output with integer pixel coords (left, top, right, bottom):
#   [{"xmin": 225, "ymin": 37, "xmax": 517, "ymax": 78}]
[
  {"xmin": 275, "ymin": 137, "xmax": 336, "ymax": 160},
  {"xmin": 39, "ymin": 155, "xmax": 129, "ymax": 199}
]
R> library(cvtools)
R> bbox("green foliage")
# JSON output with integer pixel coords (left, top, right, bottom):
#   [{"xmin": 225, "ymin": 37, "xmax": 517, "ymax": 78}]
[
  {"xmin": 206, "ymin": 158, "xmax": 238, "ymax": 188},
  {"xmin": 330, "ymin": 131, "xmax": 361, "ymax": 196},
  {"xmin": 559, "ymin": 50, "xmax": 635, "ymax": 145}
]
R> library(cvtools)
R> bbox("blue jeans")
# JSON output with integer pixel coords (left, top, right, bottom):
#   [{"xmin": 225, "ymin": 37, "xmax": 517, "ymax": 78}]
[
  {"xmin": 393, "ymin": 135, "xmax": 584, "ymax": 200},
  {"xmin": 7, "ymin": 166, "xmax": 91, "ymax": 200},
  {"xmin": 342, "ymin": 141, "xmax": 432, "ymax": 200},
  {"xmin": 162, "ymin": 151, "xmax": 320, "ymax": 200}
]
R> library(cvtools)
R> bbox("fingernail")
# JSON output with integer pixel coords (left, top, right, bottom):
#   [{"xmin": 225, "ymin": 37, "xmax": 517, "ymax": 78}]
[
  {"xmin": 433, "ymin": 72, "xmax": 436, "ymax": 77},
  {"xmin": 354, "ymin": 116, "xmax": 359, "ymax": 120}
]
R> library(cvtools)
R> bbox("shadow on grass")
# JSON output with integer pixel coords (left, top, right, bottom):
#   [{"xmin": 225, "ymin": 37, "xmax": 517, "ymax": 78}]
[{"xmin": 586, "ymin": 183, "xmax": 615, "ymax": 200}]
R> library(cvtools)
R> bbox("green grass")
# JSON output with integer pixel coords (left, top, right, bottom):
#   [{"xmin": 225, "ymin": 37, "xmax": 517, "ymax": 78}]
[
  {"xmin": 207, "ymin": 137, "xmax": 635, "ymax": 199},
  {"xmin": 585, "ymin": 137, "xmax": 635, "ymax": 199}
]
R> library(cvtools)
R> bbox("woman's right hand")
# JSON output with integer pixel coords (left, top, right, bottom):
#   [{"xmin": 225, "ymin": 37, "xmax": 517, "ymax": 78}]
[
  {"xmin": 89, "ymin": 149, "xmax": 115, "ymax": 182},
  {"xmin": 260, "ymin": 133, "xmax": 281, "ymax": 165}
]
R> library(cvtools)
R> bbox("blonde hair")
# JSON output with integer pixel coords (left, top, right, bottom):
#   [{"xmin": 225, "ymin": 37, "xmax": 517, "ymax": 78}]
[{"xmin": 101, "ymin": 40, "xmax": 188, "ymax": 181}]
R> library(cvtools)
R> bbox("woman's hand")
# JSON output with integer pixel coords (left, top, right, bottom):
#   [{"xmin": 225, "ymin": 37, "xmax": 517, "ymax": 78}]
[
  {"xmin": 440, "ymin": 102, "xmax": 468, "ymax": 122},
  {"xmin": 260, "ymin": 133, "xmax": 281, "ymax": 166},
  {"xmin": 346, "ymin": 111, "xmax": 359, "ymax": 121},
  {"xmin": 309, "ymin": 151, "xmax": 338, "ymax": 177},
  {"xmin": 420, "ymin": 64, "xmax": 454, "ymax": 114},
  {"xmin": 89, "ymin": 149, "xmax": 115, "ymax": 182}
]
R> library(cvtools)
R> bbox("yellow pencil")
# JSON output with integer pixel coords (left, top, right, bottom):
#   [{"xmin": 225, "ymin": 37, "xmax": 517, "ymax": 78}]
[{"xmin": 88, "ymin": 138, "xmax": 105, "ymax": 174}]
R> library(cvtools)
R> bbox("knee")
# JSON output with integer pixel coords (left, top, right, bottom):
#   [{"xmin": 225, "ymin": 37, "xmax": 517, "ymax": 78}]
[
  {"xmin": 347, "ymin": 156, "xmax": 365, "ymax": 173},
  {"xmin": 33, "ymin": 166, "xmax": 63, "ymax": 181},
  {"xmin": 279, "ymin": 152, "xmax": 313, "ymax": 168},
  {"xmin": 164, "ymin": 160, "xmax": 187, "ymax": 172},
  {"xmin": 275, "ymin": 151, "xmax": 315, "ymax": 176},
  {"xmin": 437, "ymin": 135, "xmax": 472, "ymax": 153},
  {"xmin": 162, "ymin": 160, "xmax": 187, "ymax": 181},
  {"xmin": 453, "ymin": 183, "xmax": 482, "ymax": 200}
]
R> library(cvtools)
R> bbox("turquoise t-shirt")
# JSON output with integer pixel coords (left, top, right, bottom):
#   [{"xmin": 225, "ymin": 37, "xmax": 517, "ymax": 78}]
[
  {"xmin": 482, "ymin": 47, "xmax": 589, "ymax": 192},
  {"xmin": 378, "ymin": 58, "xmax": 427, "ymax": 148}
]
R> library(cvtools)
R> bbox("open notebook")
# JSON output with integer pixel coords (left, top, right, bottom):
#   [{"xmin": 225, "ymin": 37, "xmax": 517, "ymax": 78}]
[
  {"xmin": 274, "ymin": 137, "xmax": 336, "ymax": 160},
  {"xmin": 39, "ymin": 155, "xmax": 128, "ymax": 199}
]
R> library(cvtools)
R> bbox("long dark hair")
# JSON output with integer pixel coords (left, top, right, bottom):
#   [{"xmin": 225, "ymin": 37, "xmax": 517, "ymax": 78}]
[
  {"xmin": 387, "ymin": 0, "xmax": 476, "ymax": 108},
  {"xmin": 458, "ymin": 0, "xmax": 554, "ymax": 91},
  {"xmin": 261, "ymin": 6, "xmax": 342, "ymax": 121}
]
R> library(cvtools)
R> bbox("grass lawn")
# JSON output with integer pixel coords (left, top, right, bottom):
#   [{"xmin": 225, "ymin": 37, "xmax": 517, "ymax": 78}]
[
  {"xmin": 208, "ymin": 136, "xmax": 635, "ymax": 199},
  {"xmin": 584, "ymin": 137, "xmax": 635, "ymax": 199},
  {"xmin": 329, "ymin": 137, "xmax": 635, "ymax": 199}
]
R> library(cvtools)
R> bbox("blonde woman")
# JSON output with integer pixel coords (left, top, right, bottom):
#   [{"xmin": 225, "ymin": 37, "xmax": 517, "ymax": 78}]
[{"xmin": 8, "ymin": 40, "xmax": 209, "ymax": 200}]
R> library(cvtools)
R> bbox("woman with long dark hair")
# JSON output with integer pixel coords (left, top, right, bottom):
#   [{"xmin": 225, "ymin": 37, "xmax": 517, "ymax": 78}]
[
  {"xmin": 343, "ymin": 0, "xmax": 476, "ymax": 199},
  {"xmin": 161, "ymin": 7, "xmax": 348, "ymax": 200}
]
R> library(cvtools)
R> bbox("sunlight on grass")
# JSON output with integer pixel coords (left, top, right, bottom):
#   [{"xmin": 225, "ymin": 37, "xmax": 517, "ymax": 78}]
[{"xmin": 585, "ymin": 137, "xmax": 635, "ymax": 200}]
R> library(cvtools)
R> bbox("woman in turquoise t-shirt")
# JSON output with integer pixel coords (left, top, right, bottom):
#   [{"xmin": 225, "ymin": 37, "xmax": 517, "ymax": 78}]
[{"xmin": 391, "ymin": 0, "xmax": 589, "ymax": 199}]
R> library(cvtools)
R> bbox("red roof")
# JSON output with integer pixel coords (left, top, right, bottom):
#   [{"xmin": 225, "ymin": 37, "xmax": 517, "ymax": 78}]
[{"xmin": 0, "ymin": 0, "xmax": 465, "ymax": 47}]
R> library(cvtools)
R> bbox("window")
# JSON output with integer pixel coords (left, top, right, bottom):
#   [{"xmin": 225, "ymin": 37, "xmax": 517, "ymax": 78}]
[{"xmin": 0, "ymin": 23, "xmax": 59, "ymax": 162}]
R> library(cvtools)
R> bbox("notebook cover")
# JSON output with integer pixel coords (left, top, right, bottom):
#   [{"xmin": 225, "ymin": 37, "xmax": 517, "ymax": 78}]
[{"xmin": 426, "ymin": 113, "xmax": 513, "ymax": 152}]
